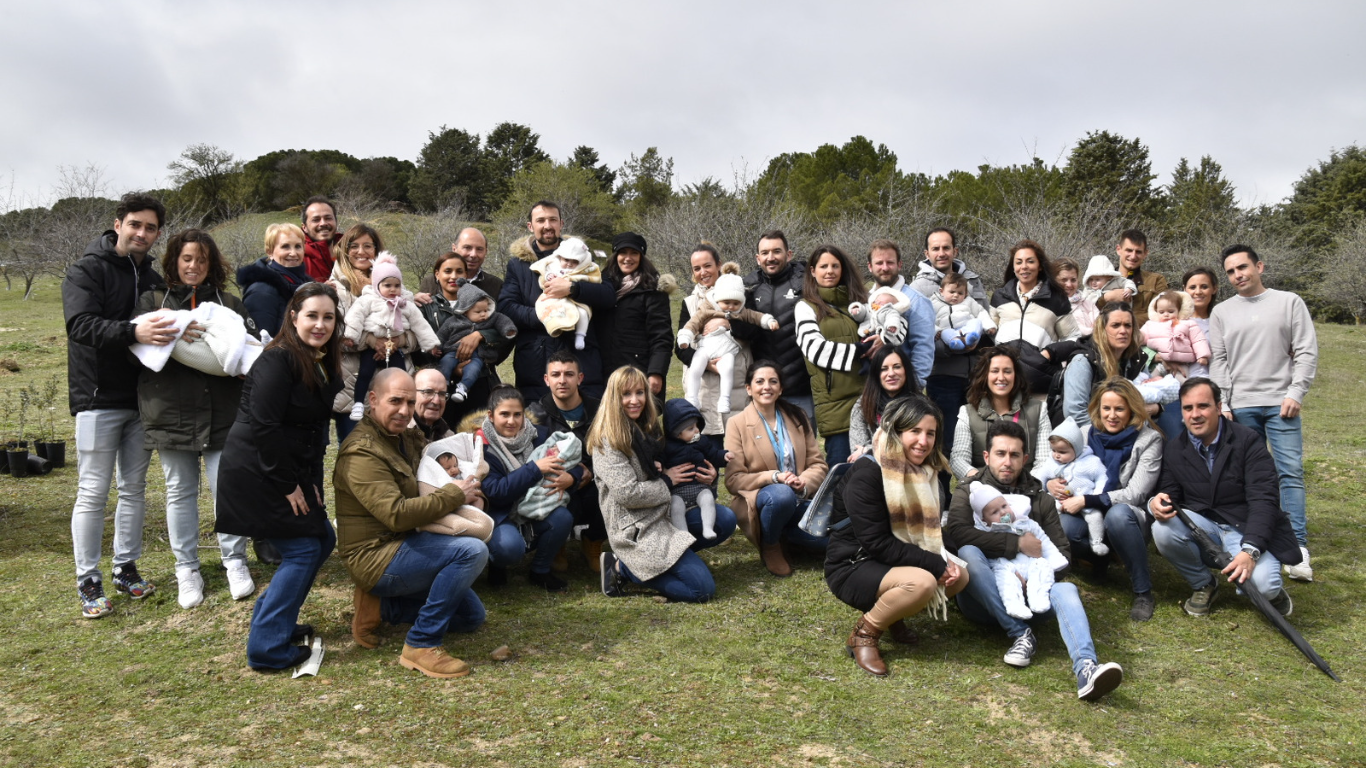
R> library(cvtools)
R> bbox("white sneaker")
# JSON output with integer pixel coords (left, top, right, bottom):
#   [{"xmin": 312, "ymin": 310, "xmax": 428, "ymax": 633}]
[
  {"xmin": 1284, "ymin": 546, "xmax": 1313, "ymax": 582},
  {"xmin": 349, "ymin": 401, "xmax": 365, "ymax": 421},
  {"xmin": 225, "ymin": 560, "xmax": 256, "ymax": 600},
  {"xmin": 176, "ymin": 566, "xmax": 205, "ymax": 610}
]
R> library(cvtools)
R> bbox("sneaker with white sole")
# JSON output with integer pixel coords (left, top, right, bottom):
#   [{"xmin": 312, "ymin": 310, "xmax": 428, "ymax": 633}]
[
  {"xmin": 1270, "ymin": 588, "xmax": 1293, "ymax": 617},
  {"xmin": 349, "ymin": 401, "xmax": 365, "ymax": 421},
  {"xmin": 112, "ymin": 561, "xmax": 155, "ymax": 599},
  {"xmin": 1077, "ymin": 659, "xmax": 1124, "ymax": 701},
  {"xmin": 176, "ymin": 566, "xmax": 205, "ymax": 609},
  {"xmin": 79, "ymin": 578, "xmax": 112, "ymax": 619},
  {"xmin": 600, "ymin": 552, "xmax": 625, "ymax": 598},
  {"xmin": 1284, "ymin": 546, "xmax": 1313, "ymax": 582},
  {"xmin": 1003, "ymin": 627, "xmax": 1037, "ymax": 667},
  {"xmin": 225, "ymin": 560, "xmax": 256, "ymax": 600}
]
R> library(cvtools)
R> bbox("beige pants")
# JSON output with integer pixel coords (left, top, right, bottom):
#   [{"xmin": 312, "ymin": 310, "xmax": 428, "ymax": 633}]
[{"xmin": 864, "ymin": 566, "xmax": 969, "ymax": 630}]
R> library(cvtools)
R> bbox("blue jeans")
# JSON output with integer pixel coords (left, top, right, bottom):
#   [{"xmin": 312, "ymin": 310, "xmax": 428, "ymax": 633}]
[
  {"xmin": 246, "ymin": 522, "xmax": 335, "ymax": 669},
  {"xmin": 1156, "ymin": 400, "xmax": 1184, "ymax": 442},
  {"xmin": 71, "ymin": 408, "xmax": 151, "ymax": 584},
  {"xmin": 620, "ymin": 549, "xmax": 715, "ymax": 603},
  {"xmin": 926, "ymin": 375, "xmax": 968, "ymax": 453},
  {"xmin": 370, "ymin": 531, "xmax": 489, "ymax": 648},
  {"xmin": 1233, "ymin": 407, "xmax": 1307, "ymax": 546},
  {"xmin": 756, "ymin": 483, "xmax": 828, "ymax": 549},
  {"xmin": 438, "ymin": 351, "xmax": 484, "ymax": 391},
  {"xmin": 354, "ymin": 349, "xmax": 407, "ymax": 413},
  {"xmin": 1059, "ymin": 503, "xmax": 1153, "ymax": 593},
  {"xmin": 824, "ymin": 432, "xmax": 851, "ymax": 466},
  {"xmin": 1152, "ymin": 510, "xmax": 1283, "ymax": 601},
  {"xmin": 955, "ymin": 544, "xmax": 1098, "ymax": 676},
  {"xmin": 780, "ymin": 395, "xmax": 816, "ymax": 427},
  {"xmin": 158, "ymin": 448, "xmax": 247, "ymax": 570},
  {"xmin": 487, "ymin": 507, "xmax": 574, "ymax": 574},
  {"xmin": 333, "ymin": 412, "xmax": 357, "ymax": 443},
  {"xmin": 686, "ymin": 504, "xmax": 737, "ymax": 551}
]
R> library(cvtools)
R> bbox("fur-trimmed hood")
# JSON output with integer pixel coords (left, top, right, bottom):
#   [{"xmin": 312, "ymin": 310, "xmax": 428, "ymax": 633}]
[
  {"xmin": 1146, "ymin": 290, "xmax": 1194, "ymax": 322},
  {"xmin": 509, "ymin": 233, "xmax": 581, "ymax": 264}
]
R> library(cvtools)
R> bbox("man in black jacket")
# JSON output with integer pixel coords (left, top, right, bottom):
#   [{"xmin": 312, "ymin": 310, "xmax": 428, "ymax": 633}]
[
  {"xmin": 528, "ymin": 351, "xmax": 606, "ymax": 571},
  {"xmin": 64, "ymin": 193, "xmax": 172, "ymax": 618},
  {"xmin": 734, "ymin": 230, "xmax": 812, "ymax": 422},
  {"xmin": 1150, "ymin": 378, "xmax": 1299, "ymax": 617}
]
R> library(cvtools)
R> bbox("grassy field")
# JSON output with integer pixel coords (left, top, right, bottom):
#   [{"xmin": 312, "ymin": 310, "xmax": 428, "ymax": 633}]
[{"xmin": 1, "ymin": 276, "xmax": 1364, "ymax": 768}]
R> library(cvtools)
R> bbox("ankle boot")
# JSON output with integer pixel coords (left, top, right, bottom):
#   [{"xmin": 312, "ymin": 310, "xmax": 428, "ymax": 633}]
[
  {"xmin": 887, "ymin": 618, "xmax": 920, "ymax": 645},
  {"xmin": 582, "ymin": 539, "xmax": 604, "ymax": 573},
  {"xmin": 846, "ymin": 615, "xmax": 888, "ymax": 676},
  {"xmin": 761, "ymin": 543, "xmax": 792, "ymax": 577},
  {"xmin": 352, "ymin": 585, "xmax": 382, "ymax": 649}
]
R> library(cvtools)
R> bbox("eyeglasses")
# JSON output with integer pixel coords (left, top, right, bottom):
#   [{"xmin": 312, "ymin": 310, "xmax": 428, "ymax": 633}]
[{"xmin": 416, "ymin": 389, "xmax": 447, "ymax": 398}]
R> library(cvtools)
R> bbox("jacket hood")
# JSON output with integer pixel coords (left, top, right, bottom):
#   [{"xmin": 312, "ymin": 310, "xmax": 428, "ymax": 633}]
[
  {"xmin": 915, "ymin": 258, "xmax": 977, "ymax": 282},
  {"xmin": 453, "ymin": 281, "xmax": 495, "ymax": 315},
  {"xmin": 1083, "ymin": 255, "xmax": 1122, "ymax": 284},
  {"xmin": 236, "ymin": 257, "xmax": 309, "ymax": 293},
  {"xmin": 1048, "ymin": 417, "xmax": 1086, "ymax": 456},
  {"xmin": 510, "ymin": 233, "xmax": 580, "ymax": 264},
  {"xmin": 663, "ymin": 398, "xmax": 705, "ymax": 439},
  {"xmin": 1146, "ymin": 290, "xmax": 1194, "ymax": 322}
]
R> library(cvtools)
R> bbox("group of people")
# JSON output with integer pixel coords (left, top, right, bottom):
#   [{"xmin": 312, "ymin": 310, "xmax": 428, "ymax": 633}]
[{"xmin": 61, "ymin": 193, "xmax": 1319, "ymax": 699}]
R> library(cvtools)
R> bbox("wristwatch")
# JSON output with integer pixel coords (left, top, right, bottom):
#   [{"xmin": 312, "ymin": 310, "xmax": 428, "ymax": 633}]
[{"xmin": 1240, "ymin": 544, "xmax": 1262, "ymax": 561}]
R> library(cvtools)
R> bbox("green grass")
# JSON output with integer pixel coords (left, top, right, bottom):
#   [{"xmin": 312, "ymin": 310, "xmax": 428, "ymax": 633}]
[{"xmin": 2, "ymin": 278, "xmax": 1364, "ymax": 767}]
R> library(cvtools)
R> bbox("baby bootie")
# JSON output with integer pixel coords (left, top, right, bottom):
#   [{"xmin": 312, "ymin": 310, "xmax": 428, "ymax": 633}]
[
  {"xmin": 451, "ymin": 383, "xmax": 469, "ymax": 404},
  {"xmin": 963, "ymin": 330, "xmax": 981, "ymax": 347},
  {"xmin": 574, "ymin": 332, "xmax": 586, "ymax": 350}
]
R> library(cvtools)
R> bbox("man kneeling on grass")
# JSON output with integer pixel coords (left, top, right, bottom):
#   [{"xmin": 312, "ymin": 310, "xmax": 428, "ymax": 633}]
[
  {"xmin": 1148, "ymin": 377, "xmax": 1300, "ymax": 618},
  {"xmin": 334, "ymin": 368, "xmax": 488, "ymax": 678},
  {"xmin": 944, "ymin": 419, "xmax": 1125, "ymax": 701}
]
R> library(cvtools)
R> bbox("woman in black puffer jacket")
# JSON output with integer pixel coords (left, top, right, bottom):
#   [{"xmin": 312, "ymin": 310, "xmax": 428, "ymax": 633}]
[
  {"xmin": 597, "ymin": 232, "xmax": 674, "ymax": 398},
  {"xmin": 136, "ymin": 230, "xmax": 258, "ymax": 609}
]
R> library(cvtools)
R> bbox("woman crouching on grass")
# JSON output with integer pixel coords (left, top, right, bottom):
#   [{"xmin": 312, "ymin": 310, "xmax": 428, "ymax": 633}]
[
  {"xmin": 589, "ymin": 366, "xmax": 718, "ymax": 602},
  {"xmin": 215, "ymin": 283, "xmax": 344, "ymax": 671},
  {"xmin": 824, "ymin": 395, "xmax": 967, "ymax": 676}
]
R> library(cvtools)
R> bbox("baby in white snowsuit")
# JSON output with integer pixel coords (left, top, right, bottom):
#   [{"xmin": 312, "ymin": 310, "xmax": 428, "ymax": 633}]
[
  {"xmin": 929, "ymin": 272, "xmax": 996, "ymax": 350},
  {"xmin": 970, "ymin": 482, "xmax": 1069, "ymax": 620},
  {"xmin": 849, "ymin": 285, "xmax": 911, "ymax": 346},
  {"xmin": 677, "ymin": 272, "xmax": 776, "ymax": 414},
  {"xmin": 1081, "ymin": 255, "xmax": 1137, "ymax": 306},
  {"xmin": 530, "ymin": 237, "xmax": 602, "ymax": 350},
  {"xmin": 1030, "ymin": 418, "xmax": 1112, "ymax": 557}
]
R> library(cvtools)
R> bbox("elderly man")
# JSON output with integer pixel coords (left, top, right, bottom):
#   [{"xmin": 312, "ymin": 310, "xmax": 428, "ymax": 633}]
[
  {"xmin": 335, "ymin": 368, "xmax": 488, "ymax": 679},
  {"xmin": 419, "ymin": 227, "xmax": 503, "ymax": 303},
  {"xmin": 1149, "ymin": 378, "xmax": 1300, "ymax": 617},
  {"xmin": 411, "ymin": 368, "xmax": 455, "ymax": 440}
]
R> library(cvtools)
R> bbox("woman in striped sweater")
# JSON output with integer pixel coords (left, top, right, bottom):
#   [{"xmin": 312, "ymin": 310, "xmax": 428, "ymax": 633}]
[{"xmin": 793, "ymin": 245, "xmax": 869, "ymax": 465}]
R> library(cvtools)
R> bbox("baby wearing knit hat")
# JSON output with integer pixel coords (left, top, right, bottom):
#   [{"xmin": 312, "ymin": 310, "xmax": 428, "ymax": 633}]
[
  {"xmin": 676, "ymin": 267, "xmax": 777, "ymax": 414},
  {"xmin": 343, "ymin": 251, "xmax": 442, "ymax": 420},
  {"xmin": 969, "ymin": 482, "xmax": 1070, "ymax": 620}
]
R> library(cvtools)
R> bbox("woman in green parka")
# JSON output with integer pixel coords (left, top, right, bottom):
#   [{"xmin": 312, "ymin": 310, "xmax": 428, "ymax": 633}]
[
  {"xmin": 135, "ymin": 229, "xmax": 258, "ymax": 609},
  {"xmin": 793, "ymin": 245, "xmax": 869, "ymax": 465}
]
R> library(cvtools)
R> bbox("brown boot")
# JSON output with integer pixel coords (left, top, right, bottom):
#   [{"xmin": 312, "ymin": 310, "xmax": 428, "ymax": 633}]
[
  {"xmin": 887, "ymin": 619, "xmax": 920, "ymax": 645},
  {"xmin": 551, "ymin": 550, "xmax": 570, "ymax": 573},
  {"xmin": 582, "ymin": 539, "xmax": 604, "ymax": 573},
  {"xmin": 761, "ymin": 543, "xmax": 792, "ymax": 577},
  {"xmin": 399, "ymin": 644, "xmax": 471, "ymax": 679},
  {"xmin": 846, "ymin": 615, "xmax": 888, "ymax": 676},
  {"xmin": 352, "ymin": 585, "xmax": 382, "ymax": 650}
]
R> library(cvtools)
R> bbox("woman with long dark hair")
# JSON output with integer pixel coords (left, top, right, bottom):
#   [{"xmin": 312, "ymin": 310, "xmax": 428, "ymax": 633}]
[
  {"xmin": 793, "ymin": 245, "xmax": 869, "ymax": 464},
  {"xmin": 848, "ymin": 344, "xmax": 917, "ymax": 457},
  {"xmin": 949, "ymin": 346, "xmax": 1052, "ymax": 482},
  {"xmin": 215, "ymin": 282, "xmax": 344, "ymax": 670},
  {"xmin": 988, "ymin": 239, "xmax": 1079, "ymax": 391}
]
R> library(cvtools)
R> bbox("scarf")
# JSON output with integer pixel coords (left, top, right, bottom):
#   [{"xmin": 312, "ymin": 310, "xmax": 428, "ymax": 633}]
[
  {"xmin": 616, "ymin": 271, "xmax": 642, "ymax": 300},
  {"xmin": 481, "ymin": 415, "xmax": 538, "ymax": 474},
  {"xmin": 382, "ymin": 294, "xmax": 408, "ymax": 335},
  {"xmin": 1089, "ymin": 426, "xmax": 1138, "ymax": 492},
  {"xmin": 872, "ymin": 425, "xmax": 951, "ymax": 621},
  {"xmin": 630, "ymin": 421, "xmax": 663, "ymax": 481}
]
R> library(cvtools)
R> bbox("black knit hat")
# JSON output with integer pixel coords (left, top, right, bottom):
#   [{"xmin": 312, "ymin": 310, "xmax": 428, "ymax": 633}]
[{"xmin": 612, "ymin": 231, "xmax": 648, "ymax": 256}]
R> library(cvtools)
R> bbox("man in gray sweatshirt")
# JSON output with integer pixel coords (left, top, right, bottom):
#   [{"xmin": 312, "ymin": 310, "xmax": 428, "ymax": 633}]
[{"xmin": 1208, "ymin": 244, "xmax": 1318, "ymax": 582}]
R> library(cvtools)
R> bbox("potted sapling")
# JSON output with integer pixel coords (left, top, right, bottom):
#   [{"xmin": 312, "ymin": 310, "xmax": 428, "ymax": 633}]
[{"xmin": 34, "ymin": 376, "xmax": 65, "ymax": 467}]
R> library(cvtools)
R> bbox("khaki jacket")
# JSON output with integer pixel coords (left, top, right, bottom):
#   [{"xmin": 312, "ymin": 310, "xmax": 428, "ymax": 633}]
[
  {"xmin": 334, "ymin": 414, "xmax": 466, "ymax": 591},
  {"xmin": 724, "ymin": 403, "xmax": 828, "ymax": 547}
]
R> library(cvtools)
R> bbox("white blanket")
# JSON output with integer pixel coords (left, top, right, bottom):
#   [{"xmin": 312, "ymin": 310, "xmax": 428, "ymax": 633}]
[{"xmin": 130, "ymin": 302, "xmax": 265, "ymax": 377}]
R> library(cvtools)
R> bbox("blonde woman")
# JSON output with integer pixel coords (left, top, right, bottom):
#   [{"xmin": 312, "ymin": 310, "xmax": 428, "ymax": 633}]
[{"xmin": 588, "ymin": 367, "xmax": 719, "ymax": 602}]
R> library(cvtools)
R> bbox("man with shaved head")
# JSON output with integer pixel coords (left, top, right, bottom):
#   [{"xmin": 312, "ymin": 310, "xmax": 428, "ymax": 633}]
[{"xmin": 334, "ymin": 369, "xmax": 488, "ymax": 679}]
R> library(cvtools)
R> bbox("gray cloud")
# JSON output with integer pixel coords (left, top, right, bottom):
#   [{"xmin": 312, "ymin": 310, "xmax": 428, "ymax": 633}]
[{"xmin": 3, "ymin": 1, "xmax": 1362, "ymax": 209}]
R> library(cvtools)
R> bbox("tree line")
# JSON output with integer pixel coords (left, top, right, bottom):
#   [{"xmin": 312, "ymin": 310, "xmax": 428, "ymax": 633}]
[{"xmin": 3, "ymin": 125, "xmax": 1365, "ymax": 322}]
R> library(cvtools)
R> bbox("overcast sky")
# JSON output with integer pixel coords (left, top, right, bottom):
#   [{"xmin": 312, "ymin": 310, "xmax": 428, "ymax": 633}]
[{"xmin": 3, "ymin": 1, "xmax": 1362, "ymax": 210}]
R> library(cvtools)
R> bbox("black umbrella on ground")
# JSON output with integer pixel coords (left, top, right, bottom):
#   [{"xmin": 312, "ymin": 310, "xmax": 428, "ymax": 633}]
[{"xmin": 1174, "ymin": 508, "xmax": 1339, "ymax": 682}]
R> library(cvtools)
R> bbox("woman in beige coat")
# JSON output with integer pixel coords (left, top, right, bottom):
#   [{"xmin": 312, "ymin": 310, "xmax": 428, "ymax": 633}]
[
  {"xmin": 589, "ymin": 367, "xmax": 718, "ymax": 602},
  {"xmin": 724, "ymin": 360, "xmax": 829, "ymax": 577}
]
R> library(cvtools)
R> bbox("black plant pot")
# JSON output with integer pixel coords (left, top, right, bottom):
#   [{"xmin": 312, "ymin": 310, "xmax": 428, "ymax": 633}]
[
  {"xmin": 8, "ymin": 449, "xmax": 29, "ymax": 478},
  {"xmin": 25, "ymin": 454, "xmax": 51, "ymax": 475},
  {"xmin": 35, "ymin": 441, "xmax": 65, "ymax": 468}
]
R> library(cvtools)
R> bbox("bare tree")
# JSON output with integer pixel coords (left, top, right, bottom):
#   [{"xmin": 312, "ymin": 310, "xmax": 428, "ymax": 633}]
[
  {"xmin": 392, "ymin": 205, "xmax": 471, "ymax": 277},
  {"xmin": 1320, "ymin": 219, "xmax": 1366, "ymax": 323}
]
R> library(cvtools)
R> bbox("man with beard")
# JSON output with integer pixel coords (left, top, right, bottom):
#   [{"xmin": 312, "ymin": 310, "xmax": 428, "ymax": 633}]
[
  {"xmin": 499, "ymin": 201, "xmax": 615, "ymax": 399},
  {"xmin": 300, "ymin": 196, "xmax": 339, "ymax": 282},
  {"xmin": 865, "ymin": 239, "xmax": 935, "ymax": 389},
  {"xmin": 65, "ymin": 193, "xmax": 171, "ymax": 617},
  {"xmin": 732, "ymin": 230, "xmax": 813, "ymax": 421}
]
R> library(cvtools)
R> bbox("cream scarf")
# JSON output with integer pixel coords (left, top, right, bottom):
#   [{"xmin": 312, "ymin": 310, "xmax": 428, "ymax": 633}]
[{"xmin": 873, "ymin": 425, "xmax": 952, "ymax": 621}]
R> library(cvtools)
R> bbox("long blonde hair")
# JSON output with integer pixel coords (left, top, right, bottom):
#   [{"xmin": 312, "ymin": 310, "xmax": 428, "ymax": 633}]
[
  {"xmin": 585, "ymin": 366, "xmax": 659, "ymax": 456},
  {"xmin": 1092, "ymin": 303, "xmax": 1141, "ymax": 380}
]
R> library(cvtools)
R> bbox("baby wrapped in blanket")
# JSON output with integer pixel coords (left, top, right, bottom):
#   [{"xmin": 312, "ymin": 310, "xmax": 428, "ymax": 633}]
[
  {"xmin": 416, "ymin": 433, "xmax": 495, "ymax": 541},
  {"xmin": 129, "ymin": 301, "xmax": 266, "ymax": 376}
]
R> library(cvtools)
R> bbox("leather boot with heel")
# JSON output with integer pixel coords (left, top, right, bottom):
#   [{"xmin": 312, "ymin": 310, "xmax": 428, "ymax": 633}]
[
  {"xmin": 352, "ymin": 585, "xmax": 382, "ymax": 649},
  {"xmin": 846, "ymin": 615, "xmax": 888, "ymax": 676}
]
